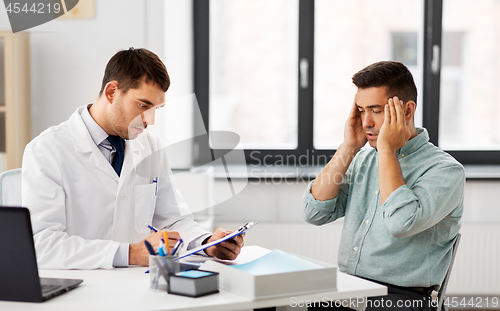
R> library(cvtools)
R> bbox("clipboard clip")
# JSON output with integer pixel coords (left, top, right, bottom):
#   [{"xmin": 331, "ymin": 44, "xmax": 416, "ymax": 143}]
[{"xmin": 238, "ymin": 221, "xmax": 258, "ymax": 232}]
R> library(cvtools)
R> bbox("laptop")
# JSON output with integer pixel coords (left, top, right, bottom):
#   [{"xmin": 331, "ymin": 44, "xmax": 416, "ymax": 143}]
[{"xmin": 0, "ymin": 206, "xmax": 83, "ymax": 302}]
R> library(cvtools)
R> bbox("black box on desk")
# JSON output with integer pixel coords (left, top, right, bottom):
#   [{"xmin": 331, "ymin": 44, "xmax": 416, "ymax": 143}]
[{"xmin": 168, "ymin": 270, "xmax": 219, "ymax": 298}]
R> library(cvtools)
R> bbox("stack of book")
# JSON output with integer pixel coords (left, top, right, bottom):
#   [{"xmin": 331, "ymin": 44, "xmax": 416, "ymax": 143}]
[{"xmin": 200, "ymin": 246, "xmax": 337, "ymax": 300}]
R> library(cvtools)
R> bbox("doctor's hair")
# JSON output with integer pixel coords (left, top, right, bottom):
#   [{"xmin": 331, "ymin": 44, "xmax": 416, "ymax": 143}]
[
  {"xmin": 99, "ymin": 47, "xmax": 170, "ymax": 96},
  {"xmin": 352, "ymin": 61, "xmax": 417, "ymax": 105}
]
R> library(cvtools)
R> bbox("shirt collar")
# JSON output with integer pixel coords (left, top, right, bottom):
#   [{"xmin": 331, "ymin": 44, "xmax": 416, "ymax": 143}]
[
  {"xmin": 396, "ymin": 127, "xmax": 428, "ymax": 158},
  {"xmin": 80, "ymin": 104, "xmax": 109, "ymax": 146}
]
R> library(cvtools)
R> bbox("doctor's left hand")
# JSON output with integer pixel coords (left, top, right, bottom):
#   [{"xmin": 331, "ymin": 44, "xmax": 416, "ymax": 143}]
[{"xmin": 203, "ymin": 228, "xmax": 244, "ymax": 260}]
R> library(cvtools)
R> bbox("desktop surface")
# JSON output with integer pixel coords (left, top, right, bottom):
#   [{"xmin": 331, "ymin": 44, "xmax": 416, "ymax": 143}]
[{"xmin": 0, "ymin": 267, "xmax": 385, "ymax": 311}]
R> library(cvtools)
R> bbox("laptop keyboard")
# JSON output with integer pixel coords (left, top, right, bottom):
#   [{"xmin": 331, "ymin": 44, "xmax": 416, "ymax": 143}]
[{"xmin": 41, "ymin": 284, "xmax": 62, "ymax": 294}]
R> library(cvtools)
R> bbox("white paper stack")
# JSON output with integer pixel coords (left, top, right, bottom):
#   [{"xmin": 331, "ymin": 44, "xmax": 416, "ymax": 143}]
[{"xmin": 200, "ymin": 247, "xmax": 337, "ymax": 300}]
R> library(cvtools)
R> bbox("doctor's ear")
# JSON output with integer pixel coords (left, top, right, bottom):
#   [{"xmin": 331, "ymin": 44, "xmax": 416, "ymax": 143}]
[{"xmin": 103, "ymin": 81, "xmax": 119, "ymax": 103}]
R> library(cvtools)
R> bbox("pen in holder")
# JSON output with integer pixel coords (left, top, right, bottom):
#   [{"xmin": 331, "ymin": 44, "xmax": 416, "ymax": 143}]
[{"xmin": 149, "ymin": 254, "xmax": 179, "ymax": 291}]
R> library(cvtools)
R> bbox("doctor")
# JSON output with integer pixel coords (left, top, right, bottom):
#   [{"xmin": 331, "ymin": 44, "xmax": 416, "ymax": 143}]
[{"xmin": 22, "ymin": 48, "xmax": 244, "ymax": 269}]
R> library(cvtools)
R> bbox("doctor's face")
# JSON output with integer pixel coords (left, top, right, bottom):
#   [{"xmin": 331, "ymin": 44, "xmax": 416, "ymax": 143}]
[{"xmin": 109, "ymin": 81, "xmax": 165, "ymax": 140}]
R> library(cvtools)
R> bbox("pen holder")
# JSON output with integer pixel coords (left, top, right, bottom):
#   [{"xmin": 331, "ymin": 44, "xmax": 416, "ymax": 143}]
[{"xmin": 149, "ymin": 254, "xmax": 179, "ymax": 291}]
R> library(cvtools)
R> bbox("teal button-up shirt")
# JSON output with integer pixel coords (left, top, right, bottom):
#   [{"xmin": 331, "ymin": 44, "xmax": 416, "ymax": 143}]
[{"xmin": 303, "ymin": 128, "xmax": 464, "ymax": 288}]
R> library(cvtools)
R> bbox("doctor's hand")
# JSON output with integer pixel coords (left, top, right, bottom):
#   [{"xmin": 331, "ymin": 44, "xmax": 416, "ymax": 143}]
[
  {"xmin": 129, "ymin": 230, "xmax": 180, "ymax": 266},
  {"xmin": 203, "ymin": 228, "xmax": 244, "ymax": 261}
]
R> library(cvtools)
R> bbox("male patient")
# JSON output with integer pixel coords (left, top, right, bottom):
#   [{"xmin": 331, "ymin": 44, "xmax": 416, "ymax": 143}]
[
  {"xmin": 22, "ymin": 48, "xmax": 243, "ymax": 269},
  {"xmin": 303, "ymin": 61, "xmax": 464, "ymax": 310}
]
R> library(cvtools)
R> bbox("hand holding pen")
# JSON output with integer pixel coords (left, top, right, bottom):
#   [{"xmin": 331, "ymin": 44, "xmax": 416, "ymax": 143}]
[
  {"xmin": 144, "ymin": 225, "xmax": 184, "ymax": 274},
  {"xmin": 128, "ymin": 225, "xmax": 179, "ymax": 266},
  {"xmin": 145, "ymin": 224, "xmax": 182, "ymax": 256}
]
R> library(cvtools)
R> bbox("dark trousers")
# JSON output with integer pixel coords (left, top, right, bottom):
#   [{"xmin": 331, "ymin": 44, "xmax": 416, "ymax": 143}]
[{"xmin": 308, "ymin": 281, "xmax": 434, "ymax": 311}]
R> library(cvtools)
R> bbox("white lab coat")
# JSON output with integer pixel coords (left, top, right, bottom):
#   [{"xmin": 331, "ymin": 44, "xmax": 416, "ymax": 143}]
[{"xmin": 22, "ymin": 106, "xmax": 209, "ymax": 269}]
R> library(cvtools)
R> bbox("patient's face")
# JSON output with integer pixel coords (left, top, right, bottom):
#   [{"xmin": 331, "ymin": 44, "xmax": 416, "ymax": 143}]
[
  {"xmin": 108, "ymin": 81, "xmax": 165, "ymax": 140},
  {"xmin": 356, "ymin": 86, "xmax": 388, "ymax": 149}
]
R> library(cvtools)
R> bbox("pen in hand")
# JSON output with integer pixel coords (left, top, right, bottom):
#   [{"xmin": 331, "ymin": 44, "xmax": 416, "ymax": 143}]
[{"xmin": 146, "ymin": 223, "xmax": 159, "ymax": 232}]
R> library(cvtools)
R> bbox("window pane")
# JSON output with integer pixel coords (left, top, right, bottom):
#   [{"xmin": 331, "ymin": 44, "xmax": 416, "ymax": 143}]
[
  {"xmin": 439, "ymin": 0, "xmax": 500, "ymax": 150},
  {"xmin": 209, "ymin": 0, "xmax": 299, "ymax": 149},
  {"xmin": 314, "ymin": 0, "xmax": 424, "ymax": 149}
]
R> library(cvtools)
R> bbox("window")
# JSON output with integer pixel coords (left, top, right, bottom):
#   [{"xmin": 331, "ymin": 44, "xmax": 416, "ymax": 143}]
[
  {"xmin": 314, "ymin": 1, "xmax": 424, "ymax": 150},
  {"xmin": 195, "ymin": 0, "xmax": 500, "ymax": 166},
  {"xmin": 209, "ymin": 0, "xmax": 299, "ymax": 150},
  {"xmin": 439, "ymin": 31, "xmax": 465, "ymax": 149},
  {"xmin": 392, "ymin": 32, "xmax": 419, "ymax": 66},
  {"xmin": 440, "ymin": 0, "xmax": 500, "ymax": 153}
]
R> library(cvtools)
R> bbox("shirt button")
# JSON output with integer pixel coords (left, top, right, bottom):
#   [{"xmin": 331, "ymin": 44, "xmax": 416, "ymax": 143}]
[
  {"xmin": 401, "ymin": 154, "xmax": 405, "ymax": 158},
  {"xmin": 365, "ymin": 220, "xmax": 370, "ymax": 224},
  {"xmin": 375, "ymin": 190, "xmax": 379, "ymax": 195},
  {"xmin": 354, "ymin": 247, "xmax": 359, "ymax": 251}
]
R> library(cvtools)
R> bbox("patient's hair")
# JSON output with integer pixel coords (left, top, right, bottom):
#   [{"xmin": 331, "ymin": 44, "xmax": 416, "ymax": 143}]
[
  {"xmin": 99, "ymin": 47, "xmax": 170, "ymax": 96},
  {"xmin": 352, "ymin": 61, "xmax": 417, "ymax": 104}
]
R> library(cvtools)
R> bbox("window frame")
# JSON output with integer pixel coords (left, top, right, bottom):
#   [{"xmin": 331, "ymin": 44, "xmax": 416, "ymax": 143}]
[{"xmin": 194, "ymin": 0, "xmax": 500, "ymax": 167}]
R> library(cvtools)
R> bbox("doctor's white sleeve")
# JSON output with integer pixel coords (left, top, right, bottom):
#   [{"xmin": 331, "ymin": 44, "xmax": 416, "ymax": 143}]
[{"xmin": 22, "ymin": 139, "xmax": 120, "ymax": 269}]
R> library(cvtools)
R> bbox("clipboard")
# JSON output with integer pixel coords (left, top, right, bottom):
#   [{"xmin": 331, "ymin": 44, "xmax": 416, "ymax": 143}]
[{"xmin": 177, "ymin": 221, "xmax": 258, "ymax": 260}]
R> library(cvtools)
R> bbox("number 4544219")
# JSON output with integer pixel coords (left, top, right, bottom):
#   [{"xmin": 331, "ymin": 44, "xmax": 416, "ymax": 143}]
[
  {"xmin": 444, "ymin": 297, "xmax": 499, "ymax": 308},
  {"xmin": 5, "ymin": 2, "xmax": 61, "ymax": 14}
]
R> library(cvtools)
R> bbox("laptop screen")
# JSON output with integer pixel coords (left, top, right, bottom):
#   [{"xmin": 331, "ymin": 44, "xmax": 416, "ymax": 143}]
[{"xmin": 0, "ymin": 207, "xmax": 43, "ymax": 302}]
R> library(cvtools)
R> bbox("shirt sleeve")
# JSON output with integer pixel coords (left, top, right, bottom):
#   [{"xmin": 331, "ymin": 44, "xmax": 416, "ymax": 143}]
[
  {"xmin": 187, "ymin": 233, "xmax": 213, "ymax": 256},
  {"xmin": 382, "ymin": 163, "xmax": 465, "ymax": 238},
  {"xmin": 113, "ymin": 243, "xmax": 130, "ymax": 267},
  {"xmin": 302, "ymin": 171, "xmax": 350, "ymax": 226}
]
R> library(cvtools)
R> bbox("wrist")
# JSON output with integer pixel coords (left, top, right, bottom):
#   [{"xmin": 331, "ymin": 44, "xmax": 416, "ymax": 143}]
[
  {"xmin": 129, "ymin": 244, "xmax": 139, "ymax": 266},
  {"xmin": 338, "ymin": 143, "xmax": 362, "ymax": 156},
  {"xmin": 377, "ymin": 149, "xmax": 399, "ymax": 163},
  {"xmin": 324, "ymin": 143, "xmax": 358, "ymax": 172},
  {"xmin": 377, "ymin": 146, "xmax": 398, "ymax": 156}
]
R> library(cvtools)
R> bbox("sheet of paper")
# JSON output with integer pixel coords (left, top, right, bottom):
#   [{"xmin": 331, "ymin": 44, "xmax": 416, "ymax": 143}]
[{"xmin": 231, "ymin": 249, "xmax": 323, "ymax": 275}]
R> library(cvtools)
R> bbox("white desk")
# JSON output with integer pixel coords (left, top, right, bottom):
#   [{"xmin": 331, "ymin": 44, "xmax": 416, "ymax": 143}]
[{"xmin": 0, "ymin": 268, "xmax": 386, "ymax": 311}]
